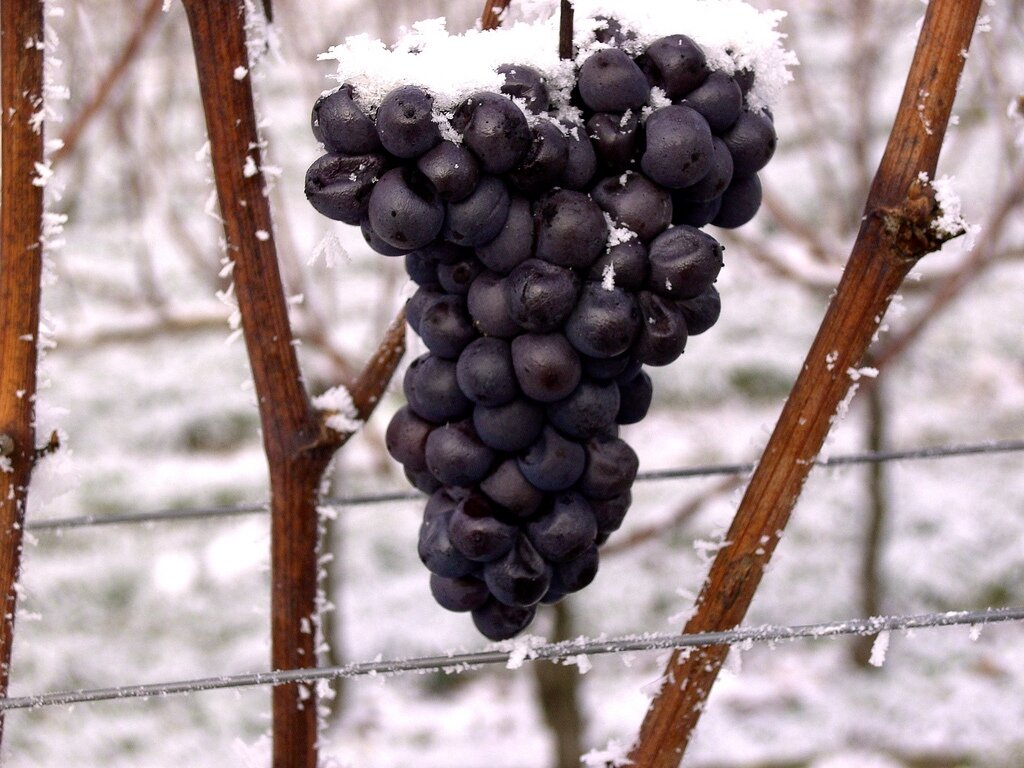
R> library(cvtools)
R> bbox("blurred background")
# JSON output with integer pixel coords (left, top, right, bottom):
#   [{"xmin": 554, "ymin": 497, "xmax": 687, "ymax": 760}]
[{"xmin": 5, "ymin": 1, "xmax": 1024, "ymax": 766}]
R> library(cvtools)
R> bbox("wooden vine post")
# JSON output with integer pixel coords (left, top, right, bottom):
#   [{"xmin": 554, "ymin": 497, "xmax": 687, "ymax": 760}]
[
  {"xmin": 628, "ymin": 1, "xmax": 983, "ymax": 765},
  {"xmin": 0, "ymin": 0, "xmax": 46, "ymax": 745},
  {"xmin": 181, "ymin": 2, "xmax": 403, "ymax": 766}
]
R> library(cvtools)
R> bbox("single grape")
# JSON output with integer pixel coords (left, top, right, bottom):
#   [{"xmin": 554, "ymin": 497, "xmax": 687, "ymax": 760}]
[
  {"xmin": 641, "ymin": 105, "xmax": 714, "ymax": 189},
  {"xmin": 452, "ymin": 91, "xmax": 531, "ymax": 175},
  {"xmin": 417, "ymin": 141, "xmax": 480, "ymax": 202},
  {"xmin": 403, "ymin": 353, "xmax": 472, "ymax": 423},
  {"xmin": 311, "ymin": 84, "xmax": 381, "ymax": 155},
  {"xmin": 590, "ymin": 491, "xmax": 632, "ymax": 535},
  {"xmin": 547, "ymin": 379, "xmax": 621, "ymax": 439},
  {"xmin": 548, "ymin": 544, "xmax": 599, "ymax": 594},
  {"xmin": 360, "ymin": 217, "xmax": 406, "ymax": 257},
  {"xmin": 526, "ymin": 492, "xmax": 597, "ymax": 563},
  {"xmin": 722, "ymin": 110, "xmax": 777, "ymax": 177},
  {"xmin": 429, "ymin": 573, "xmax": 490, "ymax": 612},
  {"xmin": 456, "ymin": 337, "xmax": 518, "ymax": 406},
  {"xmin": 712, "ymin": 174, "xmax": 762, "ymax": 229},
  {"xmin": 375, "ymin": 85, "xmax": 441, "ymax": 159},
  {"xmin": 497, "ymin": 63, "xmax": 550, "ymax": 113},
  {"xmin": 304, "ymin": 153, "xmax": 386, "ymax": 226},
  {"xmin": 587, "ymin": 111, "xmax": 640, "ymax": 175},
  {"xmin": 405, "ymin": 283, "xmax": 443, "ymax": 333},
  {"xmin": 564, "ymin": 284, "xmax": 642, "ymax": 359},
  {"xmin": 406, "ymin": 467, "xmax": 442, "ymax": 495},
  {"xmin": 581, "ymin": 352, "xmax": 634, "ymax": 381},
  {"xmin": 436, "ymin": 256, "xmax": 483, "ymax": 295},
  {"xmin": 638, "ymin": 34, "xmax": 708, "ymax": 99},
  {"xmin": 560, "ymin": 121, "xmax": 598, "ymax": 190},
  {"xmin": 676, "ymin": 137, "xmax": 734, "ymax": 203},
  {"xmin": 367, "ymin": 166, "xmax": 445, "ymax": 250},
  {"xmin": 683, "ymin": 71, "xmax": 743, "ymax": 133},
  {"xmin": 671, "ymin": 196, "xmax": 722, "ymax": 228},
  {"xmin": 509, "ymin": 120, "xmax": 569, "ymax": 195},
  {"xmin": 634, "ymin": 291, "xmax": 689, "ymax": 366},
  {"xmin": 616, "ymin": 370, "xmax": 653, "ymax": 425},
  {"xmin": 444, "ymin": 175, "xmax": 511, "ymax": 247},
  {"xmin": 519, "ymin": 425, "xmax": 586, "ymax": 492},
  {"xmin": 467, "ymin": 271, "xmax": 521, "ymax": 338},
  {"xmin": 473, "ymin": 397, "xmax": 546, "ymax": 452},
  {"xmin": 476, "ymin": 196, "xmax": 535, "ymax": 274},
  {"xmin": 591, "ymin": 171, "xmax": 673, "ymax": 242},
  {"xmin": 448, "ymin": 493, "xmax": 517, "ymax": 562},
  {"xmin": 678, "ymin": 285, "xmax": 721, "ymax": 336},
  {"xmin": 418, "ymin": 293, "xmax": 477, "ymax": 360},
  {"xmin": 424, "ymin": 420, "xmax": 495, "ymax": 487},
  {"xmin": 424, "ymin": 487, "xmax": 464, "ymax": 523},
  {"xmin": 419, "ymin": 510, "xmax": 476, "ymax": 578},
  {"xmin": 484, "ymin": 535, "xmax": 552, "ymax": 608},
  {"xmin": 507, "ymin": 258, "xmax": 580, "ymax": 333},
  {"xmin": 471, "ymin": 599, "xmax": 536, "ymax": 641},
  {"xmin": 479, "ymin": 458, "xmax": 545, "ymax": 518},
  {"xmin": 578, "ymin": 435, "xmax": 639, "ymax": 500},
  {"xmin": 587, "ymin": 239, "xmax": 649, "ymax": 292},
  {"xmin": 647, "ymin": 225, "xmax": 724, "ymax": 300},
  {"xmin": 578, "ymin": 48, "xmax": 650, "ymax": 113},
  {"xmin": 511, "ymin": 333, "xmax": 582, "ymax": 403},
  {"xmin": 534, "ymin": 190, "xmax": 609, "ymax": 270},
  {"xmin": 385, "ymin": 405, "xmax": 433, "ymax": 472},
  {"xmin": 404, "ymin": 251, "xmax": 438, "ymax": 286}
]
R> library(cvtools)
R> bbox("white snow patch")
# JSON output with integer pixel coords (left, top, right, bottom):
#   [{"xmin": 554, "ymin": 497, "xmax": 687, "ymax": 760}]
[
  {"xmin": 314, "ymin": 386, "xmax": 364, "ymax": 435},
  {"xmin": 501, "ymin": 633, "xmax": 547, "ymax": 669},
  {"xmin": 581, "ymin": 738, "xmax": 634, "ymax": 767},
  {"xmin": 868, "ymin": 630, "xmax": 890, "ymax": 667},
  {"xmin": 601, "ymin": 262, "xmax": 616, "ymax": 291},
  {"xmin": 255, "ymin": 229, "xmax": 270, "ymax": 241},
  {"xmin": 309, "ymin": 229, "xmax": 350, "ymax": 267},
  {"xmin": 234, "ymin": 66, "xmax": 249, "ymax": 80},
  {"xmin": 242, "ymin": 155, "xmax": 259, "ymax": 178}
]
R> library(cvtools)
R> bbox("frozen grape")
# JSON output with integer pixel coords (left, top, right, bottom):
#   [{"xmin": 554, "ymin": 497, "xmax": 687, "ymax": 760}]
[
  {"xmin": 430, "ymin": 573, "xmax": 490, "ymax": 612},
  {"xmin": 418, "ymin": 293, "xmax": 477, "ymax": 359},
  {"xmin": 444, "ymin": 175, "xmax": 511, "ymax": 247},
  {"xmin": 511, "ymin": 333, "xmax": 582, "ymax": 403},
  {"xmin": 456, "ymin": 337, "xmax": 518, "ymax": 406},
  {"xmin": 509, "ymin": 120, "xmax": 569, "ymax": 194},
  {"xmin": 722, "ymin": 110, "xmax": 777, "ymax": 177},
  {"xmin": 526, "ymin": 492, "xmax": 597, "ymax": 562},
  {"xmin": 581, "ymin": 352, "xmax": 634, "ymax": 381},
  {"xmin": 647, "ymin": 225, "xmax": 724, "ymax": 300},
  {"xmin": 519, "ymin": 426, "xmax": 586, "ymax": 492},
  {"xmin": 425, "ymin": 420, "xmax": 495, "ymax": 487},
  {"xmin": 591, "ymin": 491, "xmax": 631, "ymax": 535},
  {"xmin": 534, "ymin": 190, "xmax": 609, "ymax": 270},
  {"xmin": 453, "ymin": 91, "xmax": 531, "ymax": 175},
  {"xmin": 671, "ymin": 196, "xmax": 722, "ymax": 228},
  {"xmin": 405, "ymin": 283, "xmax": 443, "ymax": 333},
  {"xmin": 367, "ymin": 166, "xmax": 445, "ymax": 250},
  {"xmin": 406, "ymin": 467, "xmax": 442, "ymax": 495},
  {"xmin": 560, "ymin": 121, "xmax": 598, "ymax": 190},
  {"xmin": 480, "ymin": 458, "xmax": 545, "ymax": 518},
  {"xmin": 304, "ymin": 153, "xmax": 386, "ymax": 226},
  {"xmin": 678, "ymin": 285, "xmax": 721, "ymax": 336},
  {"xmin": 404, "ymin": 251, "xmax": 438, "ymax": 286},
  {"xmin": 360, "ymin": 217, "xmax": 406, "ymax": 257},
  {"xmin": 641, "ymin": 105, "xmax": 714, "ymax": 189},
  {"xmin": 498, "ymin": 63, "xmax": 550, "ymax": 113},
  {"xmin": 385, "ymin": 405, "xmax": 433, "ymax": 472},
  {"xmin": 417, "ymin": 141, "xmax": 480, "ymax": 202},
  {"xmin": 683, "ymin": 71, "xmax": 743, "ymax": 133},
  {"xmin": 547, "ymin": 379, "xmax": 621, "ymax": 440},
  {"xmin": 633, "ymin": 291, "xmax": 688, "ymax": 366},
  {"xmin": 712, "ymin": 174, "xmax": 762, "ymax": 229},
  {"xmin": 591, "ymin": 171, "xmax": 673, "ymax": 242},
  {"xmin": 436, "ymin": 256, "xmax": 483, "ymax": 295},
  {"xmin": 419, "ymin": 510, "xmax": 476, "ymax": 578},
  {"xmin": 616, "ymin": 370, "xmax": 653, "ymax": 425},
  {"xmin": 467, "ymin": 271, "xmax": 521, "ymax": 338},
  {"xmin": 507, "ymin": 258, "xmax": 580, "ymax": 333},
  {"xmin": 484, "ymin": 535, "xmax": 552, "ymax": 607},
  {"xmin": 548, "ymin": 545, "xmax": 599, "ymax": 595},
  {"xmin": 375, "ymin": 85, "xmax": 441, "ymax": 158},
  {"xmin": 564, "ymin": 284, "xmax": 641, "ymax": 359},
  {"xmin": 587, "ymin": 239, "xmax": 649, "ymax": 292},
  {"xmin": 578, "ymin": 48, "xmax": 650, "ymax": 113},
  {"xmin": 677, "ymin": 137, "xmax": 734, "ymax": 203},
  {"xmin": 473, "ymin": 397, "xmax": 545, "ymax": 453},
  {"xmin": 472, "ymin": 599, "xmax": 536, "ymax": 641},
  {"xmin": 587, "ymin": 111, "xmax": 639, "ymax": 175},
  {"xmin": 311, "ymin": 84, "xmax": 381, "ymax": 155},
  {"xmin": 476, "ymin": 196, "xmax": 535, "ymax": 274},
  {"xmin": 448, "ymin": 493, "xmax": 517, "ymax": 562},
  {"xmin": 404, "ymin": 354, "xmax": 472, "ymax": 423},
  {"xmin": 578, "ymin": 435, "xmax": 639, "ymax": 500},
  {"xmin": 638, "ymin": 34, "xmax": 708, "ymax": 99}
]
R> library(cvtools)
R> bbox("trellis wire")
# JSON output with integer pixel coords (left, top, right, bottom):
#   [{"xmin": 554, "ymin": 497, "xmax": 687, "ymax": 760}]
[
  {"xmin": 24, "ymin": 438, "xmax": 1024, "ymax": 532},
  {"xmin": 2, "ymin": 606, "xmax": 1021, "ymax": 712}
]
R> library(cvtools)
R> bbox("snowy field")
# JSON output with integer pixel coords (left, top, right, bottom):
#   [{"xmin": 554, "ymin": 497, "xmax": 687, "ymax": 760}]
[{"xmin": 4, "ymin": 1, "xmax": 1024, "ymax": 767}]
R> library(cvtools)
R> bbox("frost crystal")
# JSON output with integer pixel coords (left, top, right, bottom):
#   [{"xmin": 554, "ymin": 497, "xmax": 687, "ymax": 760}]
[
  {"xmin": 869, "ymin": 630, "xmax": 890, "ymax": 667},
  {"xmin": 581, "ymin": 738, "xmax": 634, "ymax": 767},
  {"xmin": 313, "ymin": 386, "xmax": 364, "ymax": 435}
]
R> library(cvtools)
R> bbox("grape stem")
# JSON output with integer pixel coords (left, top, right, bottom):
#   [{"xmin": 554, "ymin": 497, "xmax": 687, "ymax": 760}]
[
  {"xmin": 0, "ymin": 0, "xmax": 46, "ymax": 750},
  {"xmin": 627, "ymin": 1, "xmax": 983, "ymax": 765},
  {"xmin": 559, "ymin": 0, "xmax": 574, "ymax": 60}
]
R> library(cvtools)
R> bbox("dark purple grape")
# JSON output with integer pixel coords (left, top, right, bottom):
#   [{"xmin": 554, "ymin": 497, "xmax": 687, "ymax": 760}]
[
  {"xmin": 507, "ymin": 258, "xmax": 580, "ymax": 333},
  {"xmin": 405, "ymin": 251, "xmax": 438, "ymax": 286},
  {"xmin": 385, "ymin": 405, "xmax": 433, "ymax": 472},
  {"xmin": 671, "ymin": 196, "xmax": 722, "ymax": 228},
  {"xmin": 484, "ymin": 535, "xmax": 552, "ymax": 608},
  {"xmin": 424, "ymin": 420, "xmax": 495, "ymax": 487},
  {"xmin": 519, "ymin": 426, "xmax": 586, "ymax": 492},
  {"xmin": 418, "ymin": 294, "xmax": 477, "ymax": 359},
  {"xmin": 615, "ymin": 359, "xmax": 643, "ymax": 385},
  {"xmin": 367, "ymin": 166, "xmax": 445, "ymax": 250},
  {"xmin": 417, "ymin": 141, "xmax": 480, "ymax": 202},
  {"xmin": 587, "ymin": 112, "xmax": 640, "ymax": 175},
  {"xmin": 473, "ymin": 398, "xmax": 545, "ymax": 453},
  {"xmin": 534, "ymin": 190, "xmax": 609, "ymax": 270},
  {"xmin": 560, "ymin": 121, "xmax": 598, "ymax": 190},
  {"xmin": 683, "ymin": 71, "xmax": 743, "ymax": 133},
  {"xmin": 419, "ymin": 510, "xmax": 476, "ymax": 578},
  {"xmin": 479, "ymin": 458, "xmax": 545, "ymax": 518},
  {"xmin": 578, "ymin": 48, "xmax": 650, "ymax": 113},
  {"xmin": 586, "ymin": 239, "xmax": 649, "ymax": 292},
  {"xmin": 526, "ymin": 492, "xmax": 597, "ymax": 563},
  {"xmin": 444, "ymin": 175, "xmax": 511, "ymax": 247},
  {"xmin": 616, "ymin": 370, "xmax": 653, "ymax": 425},
  {"xmin": 437, "ymin": 257, "xmax": 483, "ymax": 295},
  {"xmin": 511, "ymin": 333, "xmax": 582, "ymax": 403},
  {"xmin": 418, "ymin": 241, "xmax": 470, "ymax": 265},
  {"xmin": 591, "ymin": 172, "xmax": 673, "ymax": 242},
  {"xmin": 581, "ymin": 352, "xmax": 634, "ymax": 381},
  {"xmin": 712, "ymin": 174, "xmax": 762, "ymax": 229},
  {"xmin": 578, "ymin": 435, "xmax": 639, "ymax": 500},
  {"xmin": 641, "ymin": 106, "xmax": 714, "ymax": 189},
  {"xmin": 591, "ymin": 491, "xmax": 631, "ymax": 534},
  {"xmin": 498, "ymin": 63, "xmax": 550, "ymax": 113},
  {"xmin": 406, "ymin": 467, "xmax": 442, "ymax": 495},
  {"xmin": 430, "ymin": 573, "xmax": 490, "ymax": 612},
  {"xmin": 472, "ymin": 599, "xmax": 536, "ymax": 641},
  {"xmin": 452, "ymin": 91, "xmax": 531, "ymax": 175},
  {"xmin": 375, "ymin": 85, "xmax": 441, "ymax": 159},
  {"xmin": 475, "ymin": 196, "xmax": 535, "ymax": 274},
  {"xmin": 403, "ymin": 354, "xmax": 472, "ymax": 423},
  {"xmin": 721, "ymin": 110, "xmax": 776, "ymax": 177},
  {"xmin": 548, "ymin": 379, "xmax": 621, "ymax": 440},
  {"xmin": 424, "ymin": 487, "xmax": 463, "ymax": 522},
  {"xmin": 549, "ymin": 545, "xmax": 599, "ymax": 594},
  {"xmin": 311, "ymin": 84, "xmax": 381, "ymax": 155},
  {"xmin": 304, "ymin": 153, "xmax": 386, "ymax": 225},
  {"xmin": 405, "ymin": 283, "xmax": 443, "ymax": 332},
  {"xmin": 360, "ymin": 217, "xmax": 406, "ymax": 257},
  {"xmin": 456, "ymin": 337, "xmax": 517, "ymax": 406},
  {"xmin": 677, "ymin": 138, "xmax": 734, "ymax": 203},
  {"xmin": 638, "ymin": 35, "xmax": 708, "ymax": 99},
  {"xmin": 647, "ymin": 225, "xmax": 724, "ymax": 300},
  {"xmin": 448, "ymin": 493, "xmax": 517, "ymax": 562},
  {"xmin": 679, "ymin": 285, "xmax": 721, "ymax": 336},
  {"xmin": 564, "ymin": 284, "xmax": 641, "ymax": 359},
  {"xmin": 467, "ymin": 271, "xmax": 521, "ymax": 338},
  {"xmin": 509, "ymin": 120, "xmax": 569, "ymax": 194},
  {"xmin": 634, "ymin": 291, "xmax": 688, "ymax": 366}
]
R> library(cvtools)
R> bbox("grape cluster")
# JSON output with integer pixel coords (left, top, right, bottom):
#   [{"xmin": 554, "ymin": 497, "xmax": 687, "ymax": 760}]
[{"xmin": 305, "ymin": 24, "xmax": 776, "ymax": 640}]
